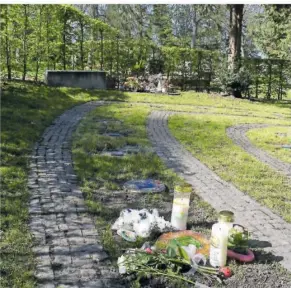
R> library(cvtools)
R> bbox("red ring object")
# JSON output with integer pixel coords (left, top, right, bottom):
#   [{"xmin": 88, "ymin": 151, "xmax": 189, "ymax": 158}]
[{"xmin": 227, "ymin": 248, "xmax": 255, "ymax": 262}]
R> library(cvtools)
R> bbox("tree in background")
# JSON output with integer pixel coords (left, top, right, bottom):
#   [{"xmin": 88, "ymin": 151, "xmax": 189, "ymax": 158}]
[
  {"xmin": 249, "ymin": 5, "xmax": 291, "ymax": 60},
  {"xmin": 228, "ymin": 4, "xmax": 244, "ymax": 73}
]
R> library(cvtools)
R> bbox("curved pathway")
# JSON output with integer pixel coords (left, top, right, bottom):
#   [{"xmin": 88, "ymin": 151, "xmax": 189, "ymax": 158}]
[
  {"xmin": 227, "ymin": 124, "xmax": 291, "ymax": 182},
  {"xmin": 147, "ymin": 110, "xmax": 291, "ymax": 271},
  {"xmin": 28, "ymin": 102, "xmax": 291, "ymax": 288},
  {"xmin": 28, "ymin": 101, "xmax": 122, "ymax": 288}
]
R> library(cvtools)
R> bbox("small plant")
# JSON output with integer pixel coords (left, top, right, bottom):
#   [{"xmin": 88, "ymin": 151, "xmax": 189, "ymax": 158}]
[
  {"xmin": 228, "ymin": 225, "xmax": 249, "ymax": 254},
  {"xmin": 101, "ymin": 225, "xmax": 119, "ymax": 259}
]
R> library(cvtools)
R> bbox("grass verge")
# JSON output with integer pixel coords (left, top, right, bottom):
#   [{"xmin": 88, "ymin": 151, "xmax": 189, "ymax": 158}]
[{"xmin": 247, "ymin": 126, "xmax": 291, "ymax": 164}]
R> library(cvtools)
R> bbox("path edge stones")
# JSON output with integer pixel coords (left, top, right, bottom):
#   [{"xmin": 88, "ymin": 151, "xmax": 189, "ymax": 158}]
[
  {"xmin": 226, "ymin": 124, "xmax": 291, "ymax": 183},
  {"xmin": 28, "ymin": 101, "xmax": 124, "ymax": 288}
]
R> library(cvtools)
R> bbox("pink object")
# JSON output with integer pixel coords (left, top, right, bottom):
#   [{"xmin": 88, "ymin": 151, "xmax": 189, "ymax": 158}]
[
  {"xmin": 227, "ymin": 249, "xmax": 255, "ymax": 262},
  {"xmin": 145, "ymin": 248, "xmax": 153, "ymax": 254}
]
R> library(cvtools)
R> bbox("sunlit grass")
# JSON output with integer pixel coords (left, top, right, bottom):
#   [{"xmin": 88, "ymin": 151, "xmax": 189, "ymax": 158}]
[
  {"xmin": 124, "ymin": 91, "xmax": 291, "ymax": 117},
  {"xmin": 247, "ymin": 126, "xmax": 291, "ymax": 164}
]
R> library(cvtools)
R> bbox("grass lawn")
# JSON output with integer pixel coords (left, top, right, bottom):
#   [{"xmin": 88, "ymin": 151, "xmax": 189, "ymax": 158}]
[
  {"xmin": 168, "ymin": 113, "xmax": 291, "ymax": 223},
  {"xmin": 63, "ymin": 89, "xmax": 291, "ymax": 119},
  {"xmin": 247, "ymin": 126, "xmax": 291, "ymax": 164}
]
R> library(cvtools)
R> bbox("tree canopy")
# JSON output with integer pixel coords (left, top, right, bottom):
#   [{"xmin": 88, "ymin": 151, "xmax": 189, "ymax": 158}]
[{"xmin": 0, "ymin": 4, "xmax": 290, "ymax": 99}]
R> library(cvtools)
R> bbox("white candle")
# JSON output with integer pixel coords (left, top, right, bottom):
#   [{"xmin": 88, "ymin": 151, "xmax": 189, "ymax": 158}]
[{"xmin": 171, "ymin": 199, "xmax": 190, "ymax": 230}]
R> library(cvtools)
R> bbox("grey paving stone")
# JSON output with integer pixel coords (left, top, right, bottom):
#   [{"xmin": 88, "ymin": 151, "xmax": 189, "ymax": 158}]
[
  {"xmin": 28, "ymin": 102, "xmax": 109, "ymax": 286},
  {"xmin": 35, "ymin": 266, "xmax": 54, "ymax": 282},
  {"xmin": 226, "ymin": 124, "xmax": 291, "ymax": 183}
]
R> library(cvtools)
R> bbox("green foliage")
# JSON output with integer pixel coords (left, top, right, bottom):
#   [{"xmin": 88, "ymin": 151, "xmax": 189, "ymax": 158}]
[
  {"xmin": 101, "ymin": 225, "xmax": 119, "ymax": 258},
  {"xmin": 228, "ymin": 225, "xmax": 249, "ymax": 253},
  {"xmin": 1, "ymin": 4, "xmax": 290, "ymax": 99},
  {"xmin": 121, "ymin": 250, "xmax": 195, "ymax": 285},
  {"xmin": 248, "ymin": 5, "xmax": 291, "ymax": 60},
  {"xmin": 217, "ymin": 67, "xmax": 252, "ymax": 97}
]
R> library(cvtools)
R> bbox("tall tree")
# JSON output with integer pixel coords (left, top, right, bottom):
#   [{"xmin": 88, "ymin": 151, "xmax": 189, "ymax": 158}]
[
  {"xmin": 152, "ymin": 5, "xmax": 173, "ymax": 46},
  {"xmin": 1, "ymin": 5, "xmax": 12, "ymax": 79},
  {"xmin": 228, "ymin": 4, "xmax": 244, "ymax": 73},
  {"xmin": 22, "ymin": 4, "xmax": 29, "ymax": 80},
  {"xmin": 248, "ymin": 4, "xmax": 291, "ymax": 60}
]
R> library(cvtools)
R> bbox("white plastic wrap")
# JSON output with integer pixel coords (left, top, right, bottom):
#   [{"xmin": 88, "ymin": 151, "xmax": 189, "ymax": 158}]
[{"xmin": 112, "ymin": 208, "xmax": 173, "ymax": 238}]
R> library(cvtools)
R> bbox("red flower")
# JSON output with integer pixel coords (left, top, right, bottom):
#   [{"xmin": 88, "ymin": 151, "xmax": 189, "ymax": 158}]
[
  {"xmin": 219, "ymin": 267, "xmax": 232, "ymax": 278},
  {"xmin": 145, "ymin": 248, "xmax": 153, "ymax": 254}
]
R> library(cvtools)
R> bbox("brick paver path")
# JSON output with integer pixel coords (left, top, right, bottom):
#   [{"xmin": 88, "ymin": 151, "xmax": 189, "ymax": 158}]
[
  {"xmin": 227, "ymin": 124, "xmax": 291, "ymax": 183},
  {"xmin": 28, "ymin": 102, "xmax": 122, "ymax": 288},
  {"xmin": 147, "ymin": 110, "xmax": 291, "ymax": 271}
]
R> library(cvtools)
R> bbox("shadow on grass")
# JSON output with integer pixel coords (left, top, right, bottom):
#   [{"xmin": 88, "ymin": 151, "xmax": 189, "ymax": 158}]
[{"xmin": 64, "ymin": 87, "xmax": 129, "ymax": 101}]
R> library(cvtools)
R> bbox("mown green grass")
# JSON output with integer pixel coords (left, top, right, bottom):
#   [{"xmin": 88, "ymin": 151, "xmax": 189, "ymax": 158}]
[
  {"xmin": 125, "ymin": 91, "xmax": 291, "ymax": 117},
  {"xmin": 53, "ymin": 88, "xmax": 291, "ymax": 119},
  {"xmin": 247, "ymin": 126, "xmax": 291, "ymax": 164},
  {"xmin": 169, "ymin": 113, "xmax": 291, "ymax": 222},
  {"xmin": 0, "ymin": 81, "xmax": 126, "ymax": 287}
]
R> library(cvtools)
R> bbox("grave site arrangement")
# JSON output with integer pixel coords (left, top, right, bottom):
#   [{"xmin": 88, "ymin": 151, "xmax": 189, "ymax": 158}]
[{"xmin": 1, "ymin": 4, "xmax": 291, "ymax": 288}]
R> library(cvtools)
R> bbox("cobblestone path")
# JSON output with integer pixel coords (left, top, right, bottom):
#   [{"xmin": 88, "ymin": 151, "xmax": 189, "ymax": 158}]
[
  {"xmin": 28, "ymin": 102, "xmax": 121, "ymax": 288},
  {"xmin": 227, "ymin": 124, "xmax": 291, "ymax": 183},
  {"xmin": 147, "ymin": 110, "xmax": 291, "ymax": 271}
]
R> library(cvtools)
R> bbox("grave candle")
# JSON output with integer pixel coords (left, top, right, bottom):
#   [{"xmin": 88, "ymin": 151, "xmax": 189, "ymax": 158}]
[{"xmin": 171, "ymin": 183, "xmax": 192, "ymax": 230}]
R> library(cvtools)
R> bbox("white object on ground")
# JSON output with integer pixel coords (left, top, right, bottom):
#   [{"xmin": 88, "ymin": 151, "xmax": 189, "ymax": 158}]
[
  {"xmin": 209, "ymin": 222, "xmax": 229, "ymax": 267},
  {"xmin": 117, "ymin": 255, "xmax": 127, "ymax": 274},
  {"xmin": 112, "ymin": 208, "xmax": 173, "ymax": 238},
  {"xmin": 181, "ymin": 244, "xmax": 197, "ymax": 260}
]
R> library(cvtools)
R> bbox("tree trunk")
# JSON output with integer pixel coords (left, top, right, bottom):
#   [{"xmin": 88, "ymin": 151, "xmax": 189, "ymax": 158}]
[
  {"xmin": 46, "ymin": 6, "xmax": 50, "ymax": 70},
  {"xmin": 62, "ymin": 11, "xmax": 67, "ymax": 70},
  {"xmin": 4, "ymin": 5, "xmax": 11, "ymax": 80},
  {"xmin": 267, "ymin": 61, "xmax": 272, "ymax": 99},
  {"xmin": 35, "ymin": 6, "xmax": 43, "ymax": 81},
  {"xmin": 190, "ymin": 7, "xmax": 198, "ymax": 49},
  {"xmin": 22, "ymin": 5, "xmax": 28, "ymax": 81},
  {"xmin": 228, "ymin": 4, "xmax": 244, "ymax": 74},
  {"xmin": 278, "ymin": 61, "xmax": 283, "ymax": 100},
  {"xmin": 100, "ymin": 29, "xmax": 104, "ymax": 70},
  {"xmin": 80, "ymin": 19, "xmax": 84, "ymax": 70},
  {"xmin": 116, "ymin": 36, "xmax": 120, "ymax": 89}
]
